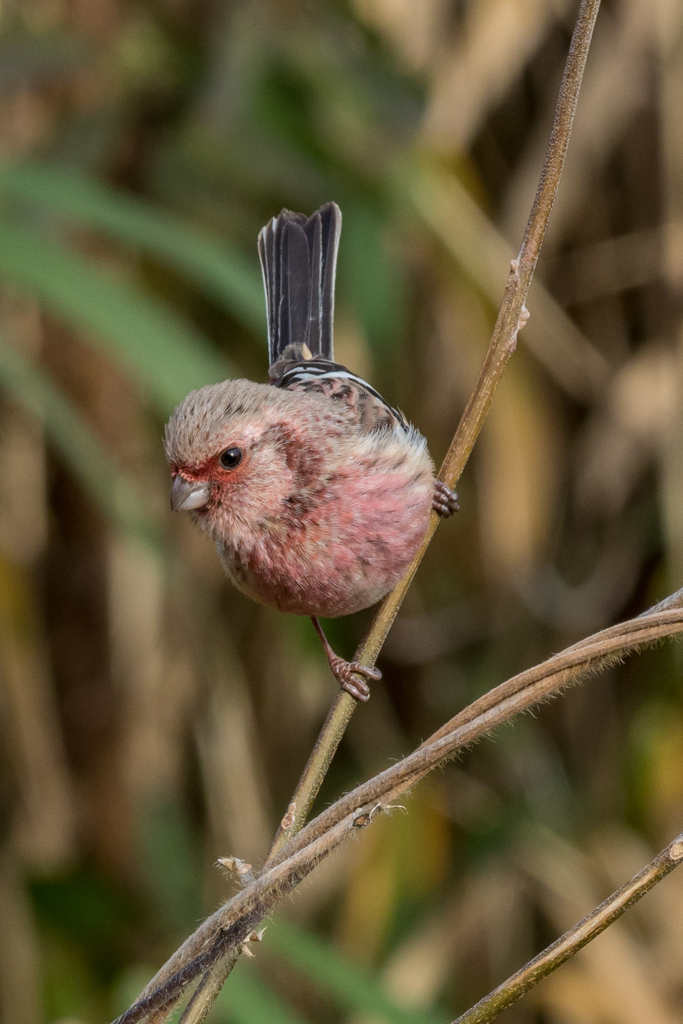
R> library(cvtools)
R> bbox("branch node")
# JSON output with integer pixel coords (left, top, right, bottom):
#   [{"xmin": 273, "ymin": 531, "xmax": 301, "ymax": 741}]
[
  {"xmin": 280, "ymin": 801, "xmax": 297, "ymax": 832},
  {"xmin": 518, "ymin": 305, "xmax": 530, "ymax": 331},
  {"xmin": 353, "ymin": 803, "xmax": 383, "ymax": 828},
  {"xmin": 670, "ymin": 840, "xmax": 683, "ymax": 861},
  {"xmin": 353, "ymin": 802, "xmax": 388, "ymax": 828},
  {"xmin": 238, "ymin": 927, "xmax": 267, "ymax": 960},
  {"xmin": 217, "ymin": 857, "xmax": 253, "ymax": 883}
]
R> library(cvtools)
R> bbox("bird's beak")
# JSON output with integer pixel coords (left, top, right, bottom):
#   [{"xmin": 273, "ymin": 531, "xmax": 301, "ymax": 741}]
[{"xmin": 170, "ymin": 476, "xmax": 211, "ymax": 512}]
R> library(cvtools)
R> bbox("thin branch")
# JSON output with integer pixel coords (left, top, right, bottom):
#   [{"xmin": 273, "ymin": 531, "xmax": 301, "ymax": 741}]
[
  {"xmin": 176, "ymin": 953, "xmax": 239, "ymax": 1024},
  {"xmin": 112, "ymin": 814, "xmax": 359, "ymax": 1024},
  {"xmin": 115, "ymin": 1, "xmax": 603, "ymax": 1019},
  {"xmin": 452, "ymin": 831, "xmax": 683, "ymax": 1024},
  {"xmin": 269, "ymin": 589, "xmax": 683, "ymax": 865},
  {"xmin": 113, "ymin": 587, "xmax": 682, "ymax": 1024},
  {"xmin": 270, "ymin": 0, "xmax": 603, "ymax": 856}
]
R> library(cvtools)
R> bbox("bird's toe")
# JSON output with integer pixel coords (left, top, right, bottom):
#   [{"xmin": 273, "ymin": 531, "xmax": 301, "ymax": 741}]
[
  {"xmin": 329, "ymin": 657, "xmax": 381, "ymax": 702},
  {"xmin": 432, "ymin": 481, "xmax": 459, "ymax": 518}
]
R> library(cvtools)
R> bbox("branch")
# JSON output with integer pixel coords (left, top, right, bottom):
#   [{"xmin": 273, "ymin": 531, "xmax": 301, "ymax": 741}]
[
  {"xmin": 114, "ymin": 1, "xmax": 603, "ymax": 1019},
  {"xmin": 176, "ymin": 954, "xmax": 238, "ymax": 1024},
  {"xmin": 112, "ymin": 586, "xmax": 682, "ymax": 1024},
  {"xmin": 452, "ymin": 831, "xmax": 683, "ymax": 1024},
  {"xmin": 269, "ymin": 589, "xmax": 683, "ymax": 863},
  {"xmin": 269, "ymin": 0, "xmax": 603, "ymax": 856}
]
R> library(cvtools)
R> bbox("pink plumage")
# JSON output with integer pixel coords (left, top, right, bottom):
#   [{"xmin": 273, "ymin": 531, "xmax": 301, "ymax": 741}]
[{"xmin": 164, "ymin": 204, "xmax": 457, "ymax": 700}]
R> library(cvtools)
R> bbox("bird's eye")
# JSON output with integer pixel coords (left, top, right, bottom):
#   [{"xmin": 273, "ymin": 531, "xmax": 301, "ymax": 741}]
[{"xmin": 220, "ymin": 447, "xmax": 242, "ymax": 469}]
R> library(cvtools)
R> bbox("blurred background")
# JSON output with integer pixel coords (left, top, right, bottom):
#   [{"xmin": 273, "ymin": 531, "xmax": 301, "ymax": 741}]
[{"xmin": 1, "ymin": 0, "xmax": 683, "ymax": 1022}]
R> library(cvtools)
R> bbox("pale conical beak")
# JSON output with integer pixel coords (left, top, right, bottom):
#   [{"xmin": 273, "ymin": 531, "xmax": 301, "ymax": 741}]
[{"xmin": 170, "ymin": 476, "xmax": 211, "ymax": 512}]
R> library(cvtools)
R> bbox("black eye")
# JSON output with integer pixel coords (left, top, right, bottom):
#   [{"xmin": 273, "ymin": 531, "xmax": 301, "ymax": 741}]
[{"xmin": 220, "ymin": 447, "xmax": 242, "ymax": 469}]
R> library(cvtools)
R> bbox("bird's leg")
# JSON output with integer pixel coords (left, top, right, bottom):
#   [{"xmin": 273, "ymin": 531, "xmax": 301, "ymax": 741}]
[
  {"xmin": 311, "ymin": 616, "xmax": 381, "ymax": 702},
  {"xmin": 432, "ymin": 480, "xmax": 459, "ymax": 517}
]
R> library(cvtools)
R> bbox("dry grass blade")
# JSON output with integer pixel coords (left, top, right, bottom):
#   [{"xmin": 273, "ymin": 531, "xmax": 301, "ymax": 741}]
[
  {"xmin": 451, "ymin": 832, "xmax": 683, "ymax": 1024},
  {"xmin": 412, "ymin": 165, "xmax": 610, "ymax": 403},
  {"xmin": 111, "ymin": 581, "xmax": 680, "ymax": 1024}
]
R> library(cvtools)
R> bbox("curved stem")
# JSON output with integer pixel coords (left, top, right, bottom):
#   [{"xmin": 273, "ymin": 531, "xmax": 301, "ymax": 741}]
[{"xmin": 114, "ymin": 578, "xmax": 683, "ymax": 1024}]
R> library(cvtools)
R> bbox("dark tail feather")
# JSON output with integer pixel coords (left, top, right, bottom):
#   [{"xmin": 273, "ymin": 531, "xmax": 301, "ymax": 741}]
[{"xmin": 258, "ymin": 202, "xmax": 341, "ymax": 370}]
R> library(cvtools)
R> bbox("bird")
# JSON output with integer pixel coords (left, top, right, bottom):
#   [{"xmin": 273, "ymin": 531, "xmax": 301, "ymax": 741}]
[{"xmin": 164, "ymin": 202, "xmax": 458, "ymax": 701}]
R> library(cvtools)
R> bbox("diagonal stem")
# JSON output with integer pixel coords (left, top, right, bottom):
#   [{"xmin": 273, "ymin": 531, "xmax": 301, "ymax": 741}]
[
  {"xmin": 112, "ymin": 591, "xmax": 683, "ymax": 1024},
  {"xmin": 175, "ymin": 953, "xmax": 239, "ymax": 1024},
  {"xmin": 269, "ymin": 0, "xmax": 603, "ymax": 857},
  {"xmin": 114, "ymin": 595, "xmax": 683, "ymax": 1024},
  {"xmin": 452, "ymin": 832, "xmax": 683, "ymax": 1024},
  {"xmin": 122, "ymin": 1, "xmax": 603, "ymax": 1019}
]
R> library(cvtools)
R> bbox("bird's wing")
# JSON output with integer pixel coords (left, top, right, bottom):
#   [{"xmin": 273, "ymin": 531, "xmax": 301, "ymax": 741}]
[{"xmin": 274, "ymin": 358, "xmax": 409, "ymax": 434}]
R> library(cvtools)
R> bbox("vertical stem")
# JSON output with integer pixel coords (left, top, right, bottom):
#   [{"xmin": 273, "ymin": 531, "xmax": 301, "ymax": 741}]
[
  {"xmin": 270, "ymin": 0, "xmax": 602, "ymax": 856},
  {"xmin": 268, "ymin": 691, "xmax": 355, "ymax": 856},
  {"xmin": 176, "ymin": 953, "xmax": 239, "ymax": 1024},
  {"xmin": 151, "ymin": 0, "xmax": 603, "ymax": 1016}
]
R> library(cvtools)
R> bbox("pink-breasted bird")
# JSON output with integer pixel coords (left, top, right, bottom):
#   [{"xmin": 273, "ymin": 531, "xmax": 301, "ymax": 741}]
[{"xmin": 164, "ymin": 203, "xmax": 457, "ymax": 701}]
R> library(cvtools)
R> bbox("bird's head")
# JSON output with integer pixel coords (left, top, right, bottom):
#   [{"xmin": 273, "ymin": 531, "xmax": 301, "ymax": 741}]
[{"xmin": 164, "ymin": 379, "xmax": 310, "ymax": 547}]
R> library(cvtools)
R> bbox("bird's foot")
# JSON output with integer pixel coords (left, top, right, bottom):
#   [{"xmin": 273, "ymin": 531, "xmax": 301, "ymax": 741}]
[
  {"xmin": 327, "ymin": 655, "xmax": 382, "ymax": 702},
  {"xmin": 433, "ymin": 480, "xmax": 459, "ymax": 517},
  {"xmin": 311, "ymin": 615, "xmax": 382, "ymax": 702}
]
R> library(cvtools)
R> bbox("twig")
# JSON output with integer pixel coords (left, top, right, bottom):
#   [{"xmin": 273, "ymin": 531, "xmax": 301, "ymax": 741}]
[
  {"xmin": 112, "ymin": 813, "xmax": 359, "ymax": 1024},
  {"xmin": 176, "ymin": 953, "xmax": 238, "ymax": 1024},
  {"xmin": 269, "ymin": 0, "xmax": 603, "ymax": 858},
  {"xmin": 451, "ymin": 831, "xmax": 683, "ymax": 1024},
  {"xmin": 268, "ymin": 589, "xmax": 683, "ymax": 864},
  {"xmin": 112, "ymin": 587, "xmax": 682, "ymax": 1024},
  {"xmin": 114, "ymin": 1, "xmax": 602, "ymax": 1019}
]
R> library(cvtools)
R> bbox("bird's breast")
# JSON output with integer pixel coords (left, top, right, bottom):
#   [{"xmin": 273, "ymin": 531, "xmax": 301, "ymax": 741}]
[{"xmin": 216, "ymin": 447, "xmax": 434, "ymax": 618}]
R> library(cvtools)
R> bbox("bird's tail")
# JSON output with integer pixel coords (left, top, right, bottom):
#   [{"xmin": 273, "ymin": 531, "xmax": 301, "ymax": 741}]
[{"xmin": 258, "ymin": 202, "xmax": 341, "ymax": 376}]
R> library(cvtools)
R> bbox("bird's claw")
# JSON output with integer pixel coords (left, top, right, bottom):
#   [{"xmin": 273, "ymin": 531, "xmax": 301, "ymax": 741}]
[
  {"xmin": 432, "ymin": 481, "xmax": 459, "ymax": 518},
  {"xmin": 328, "ymin": 656, "xmax": 381, "ymax": 702}
]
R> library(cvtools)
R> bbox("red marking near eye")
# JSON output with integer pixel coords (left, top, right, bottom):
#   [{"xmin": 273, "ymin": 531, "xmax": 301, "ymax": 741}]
[{"xmin": 171, "ymin": 452, "xmax": 244, "ymax": 481}]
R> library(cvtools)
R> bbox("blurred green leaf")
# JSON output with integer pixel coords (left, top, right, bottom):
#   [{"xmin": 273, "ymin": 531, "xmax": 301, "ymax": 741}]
[
  {"xmin": 135, "ymin": 797, "xmax": 203, "ymax": 934},
  {"xmin": 0, "ymin": 220, "xmax": 230, "ymax": 414},
  {"xmin": 42, "ymin": 934, "xmax": 102, "ymax": 1023},
  {"xmin": 31, "ymin": 869, "xmax": 135, "ymax": 981},
  {"xmin": 266, "ymin": 920, "xmax": 448, "ymax": 1024},
  {"xmin": 0, "ymin": 336, "xmax": 159, "ymax": 544},
  {"xmin": 0, "ymin": 161, "xmax": 266, "ymax": 332},
  {"xmin": 338, "ymin": 200, "xmax": 406, "ymax": 356}
]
